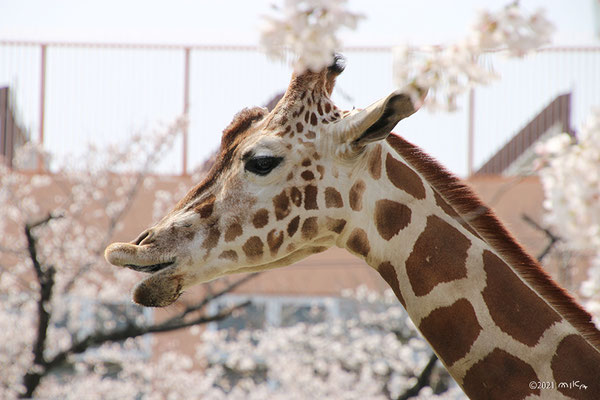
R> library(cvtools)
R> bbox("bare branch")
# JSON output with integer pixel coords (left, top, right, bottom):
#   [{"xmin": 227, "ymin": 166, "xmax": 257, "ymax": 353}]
[
  {"xmin": 21, "ymin": 215, "xmax": 59, "ymax": 398},
  {"xmin": 56, "ymin": 300, "xmax": 250, "ymax": 364},
  {"xmin": 397, "ymin": 353, "xmax": 439, "ymax": 400},
  {"xmin": 24, "ymin": 213, "xmax": 60, "ymax": 279},
  {"xmin": 521, "ymin": 213, "xmax": 561, "ymax": 261},
  {"xmin": 179, "ymin": 273, "xmax": 260, "ymax": 320},
  {"xmin": 21, "ymin": 299, "xmax": 250, "ymax": 398}
]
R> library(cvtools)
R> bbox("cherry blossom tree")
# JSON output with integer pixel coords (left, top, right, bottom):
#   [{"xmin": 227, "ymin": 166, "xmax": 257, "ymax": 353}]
[
  {"xmin": 0, "ymin": 118, "xmax": 253, "ymax": 399},
  {"xmin": 260, "ymin": 0, "xmax": 554, "ymax": 111},
  {"xmin": 192, "ymin": 287, "xmax": 464, "ymax": 400},
  {"xmin": 536, "ymin": 110, "xmax": 600, "ymax": 325}
]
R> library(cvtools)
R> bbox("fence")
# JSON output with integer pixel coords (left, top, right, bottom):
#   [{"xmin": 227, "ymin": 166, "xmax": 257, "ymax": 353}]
[{"xmin": 0, "ymin": 41, "xmax": 599, "ymax": 176}]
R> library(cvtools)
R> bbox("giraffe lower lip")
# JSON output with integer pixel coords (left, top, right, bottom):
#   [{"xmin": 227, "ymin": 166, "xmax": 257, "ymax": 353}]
[{"xmin": 124, "ymin": 260, "xmax": 175, "ymax": 273}]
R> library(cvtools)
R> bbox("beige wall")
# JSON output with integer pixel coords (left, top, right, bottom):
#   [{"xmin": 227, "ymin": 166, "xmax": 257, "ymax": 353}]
[{"xmin": 10, "ymin": 171, "xmax": 588, "ymax": 358}]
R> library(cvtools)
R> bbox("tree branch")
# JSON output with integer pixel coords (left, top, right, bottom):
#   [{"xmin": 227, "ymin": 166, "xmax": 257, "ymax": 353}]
[
  {"xmin": 47, "ymin": 300, "xmax": 249, "ymax": 370},
  {"xmin": 21, "ymin": 214, "xmax": 60, "ymax": 398},
  {"xmin": 179, "ymin": 273, "xmax": 259, "ymax": 320},
  {"xmin": 397, "ymin": 353, "xmax": 439, "ymax": 400},
  {"xmin": 521, "ymin": 213, "xmax": 561, "ymax": 261},
  {"xmin": 21, "ymin": 299, "xmax": 250, "ymax": 398}
]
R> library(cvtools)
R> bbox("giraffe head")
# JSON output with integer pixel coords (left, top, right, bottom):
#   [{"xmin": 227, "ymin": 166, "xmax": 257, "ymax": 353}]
[{"xmin": 105, "ymin": 56, "xmax": 423, "ymax": 307}]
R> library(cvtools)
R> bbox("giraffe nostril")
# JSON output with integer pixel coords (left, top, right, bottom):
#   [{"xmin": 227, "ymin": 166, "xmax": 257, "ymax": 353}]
[{"xmin": 132, "ymin": 229, "xmax": 154, "ymax": 246}]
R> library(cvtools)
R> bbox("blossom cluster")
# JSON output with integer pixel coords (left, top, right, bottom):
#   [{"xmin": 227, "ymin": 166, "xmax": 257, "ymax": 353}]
[
  {"xmin": 260, "ymin": 0, "xmax": 363, "ymax": 72},
  {"xmin": 393, "ymin": 3, "xmax": 555, "ymax": 110},
  {"xmin": 536, "ymin": 109, "xmax": 600, "ymax": 322},
  {"xmin": 187, "ymin": 287, "xmax": 465, "ymax": 400},
  {"xmin": 3, "ymin": 287, "xmax": 467, "ymax": 399},
  {"xmin": 0, "ymin": 117, "xmax": 184, "ymax": 398}
]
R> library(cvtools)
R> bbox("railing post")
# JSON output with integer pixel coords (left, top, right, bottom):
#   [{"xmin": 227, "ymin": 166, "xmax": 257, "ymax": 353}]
[
  {"xmin": 37, "ymin": 44, "xmax": 47, "ymax": 172},
  {"xmin": 467, "ymin": 87, "xmax": 475, "ymax": 177},
  {"xmin": 182, "ymin": 47, "xmax": 191, "ymax": 176}
]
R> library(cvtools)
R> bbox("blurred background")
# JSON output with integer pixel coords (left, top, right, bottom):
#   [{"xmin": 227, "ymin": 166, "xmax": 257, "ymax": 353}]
[{"xmin": 1, "ymin": 1, "xmax": 599, "ymax": 399}]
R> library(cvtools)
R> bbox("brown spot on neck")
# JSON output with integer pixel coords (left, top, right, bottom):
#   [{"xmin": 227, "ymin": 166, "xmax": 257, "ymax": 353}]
[
  {"xmin": 374, "ymin": 199, "xmax": 411, "ymax": 240},
  {"xmin": 325, "ymin": 217, "xmax": 346, "ymax": 234},
  {"xmin": 462, "ymin": 348, "xmax": 539, "ymax": 400},
  {"xmin": 434, "ymin": 191, "xmax": 481, "ymax": 239},
  {"xmin": 304, "ymin": 185, "xmax": 318, "ymax": 210},
  {"xmin": 482, "ymin": 250, "xmax": 562, "ymax": 347},
  {"xmin": 377, "ymin": 262, "xmax": 405, "ymax": 307},
  {"xmin": 406, "ymin": 215, "xmax": 470, "ymax": 296},
  {"xmin": 419, "ymin": 298, "xmax": 481, "ymax": 366},
  {"xmin": 301, "ymin": 217, "xmax": 319, "ymax": 240},
  {"xmin": 368, "ymin": 144, "xmax": 382, "ymax": 180},
  {"xmin": 325, "ymin": 187, "xmax": 344, "ymax": 208},
  {"xmin": 349, "ymin": 180, "xmax": 366, "ymax": 211},
  {"xmin": 346, "ymin": 228, "xmax": 370, "ymax": 257},
  {"xmin": 287, "ymin": 216, "xmax": 300, "ymax": 237},
  {"xmin": 385, "ymin": 152, "xmax": 426, "ymax": 200}
]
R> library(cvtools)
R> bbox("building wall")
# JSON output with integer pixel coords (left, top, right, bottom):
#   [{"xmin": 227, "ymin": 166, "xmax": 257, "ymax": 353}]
[{"xmin": 8, "ymin": 171, "xmax": 587, "ymax": 360}]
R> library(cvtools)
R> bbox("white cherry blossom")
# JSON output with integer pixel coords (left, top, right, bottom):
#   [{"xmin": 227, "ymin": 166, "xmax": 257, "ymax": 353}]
[
  {"xmin": 393, "ymin": 3, "xmax": 554, "ymax": 110},
  {"xmin": 537, "ymin": 109, "xmax": 600, "ymax": 325},
  {"xmin": 260, "ymin": 0, "xmax": 364, "ymax": 72}
]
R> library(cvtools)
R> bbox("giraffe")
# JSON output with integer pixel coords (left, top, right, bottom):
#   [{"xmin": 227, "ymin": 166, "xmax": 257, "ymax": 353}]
[{"xmin": 105, "ymin": 56, "xmax": 600, "ymax": 399}]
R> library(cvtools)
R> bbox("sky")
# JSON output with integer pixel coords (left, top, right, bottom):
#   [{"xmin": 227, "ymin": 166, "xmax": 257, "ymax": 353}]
[
  {"xmin": 0, "ymin": 0, "xmax": 599, "ymax": 176},
  {"xmin": 1, "ymin": 0, "xmax": 598, "ymax": 46}
]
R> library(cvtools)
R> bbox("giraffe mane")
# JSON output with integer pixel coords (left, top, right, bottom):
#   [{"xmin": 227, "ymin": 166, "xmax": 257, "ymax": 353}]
[
  {"xmin": 173, "ymin": 107, "xmax": 267, "ymax": 211},
  {"xmin": 386, "ymin": 133, "xmax": 600, "ymax": 351}
]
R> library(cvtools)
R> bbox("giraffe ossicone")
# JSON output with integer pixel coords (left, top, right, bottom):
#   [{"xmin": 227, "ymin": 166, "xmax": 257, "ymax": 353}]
[{"xmin": 105, "ymin": 56, "xmax": 600, "ymax": 399}]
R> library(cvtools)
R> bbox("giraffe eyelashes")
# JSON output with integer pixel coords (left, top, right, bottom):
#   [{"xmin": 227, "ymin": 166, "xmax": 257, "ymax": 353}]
[{"xmin": 244, "ymin": 156, "xmax": 284, "ymax": 176}]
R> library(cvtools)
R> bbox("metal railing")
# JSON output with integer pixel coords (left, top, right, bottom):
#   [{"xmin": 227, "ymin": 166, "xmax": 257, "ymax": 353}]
[{"xmin": 1, "ymin": 41, "xmax": 599, "ymax": 176}]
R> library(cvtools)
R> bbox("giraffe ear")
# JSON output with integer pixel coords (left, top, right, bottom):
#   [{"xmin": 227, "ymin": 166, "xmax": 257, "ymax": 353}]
[{"xmin": 334, "ymin": 88, "xmax": 425, "ymax": 152}]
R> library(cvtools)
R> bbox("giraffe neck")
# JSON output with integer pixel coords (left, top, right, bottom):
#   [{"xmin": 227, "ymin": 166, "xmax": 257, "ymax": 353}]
[{"xmin": 340, "ymin": 134, "xmax": 600, "ymax": 399}]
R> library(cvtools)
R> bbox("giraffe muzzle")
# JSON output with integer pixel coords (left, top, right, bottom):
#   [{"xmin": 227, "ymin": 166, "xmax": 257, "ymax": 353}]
[{"xmin": 104, "ymin": 242, "xmax": 176, "ymax": 273}]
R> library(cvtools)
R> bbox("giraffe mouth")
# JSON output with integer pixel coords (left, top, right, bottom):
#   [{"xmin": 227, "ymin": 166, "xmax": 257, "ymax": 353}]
[
  {"xmin": 124, "ymin": 260, "xmax": 176, "ymax": 273},
  {"xmin": 104, "ymin": 242, "xmax": 177, "ymax": 274}
]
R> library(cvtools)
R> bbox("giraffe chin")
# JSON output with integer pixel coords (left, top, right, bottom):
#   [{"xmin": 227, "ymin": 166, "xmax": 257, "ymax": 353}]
[{"xmin": 132, "ymin": 270, "xmax": 184, "ymax": 307}]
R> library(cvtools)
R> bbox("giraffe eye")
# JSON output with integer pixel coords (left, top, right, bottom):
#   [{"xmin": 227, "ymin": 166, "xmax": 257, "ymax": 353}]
[{"xmin": 244, "ymin": 156, "xmax": 283, "ymax": 176}]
